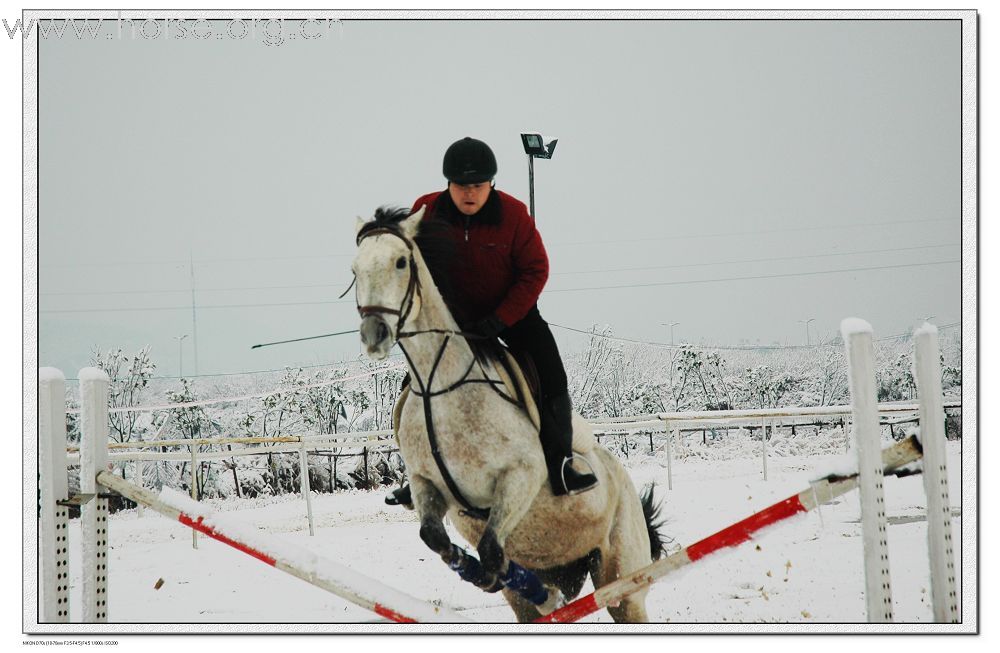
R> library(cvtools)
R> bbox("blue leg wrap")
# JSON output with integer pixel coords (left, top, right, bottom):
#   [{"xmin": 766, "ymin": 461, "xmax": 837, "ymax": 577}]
[
  {"xmin": 500, "ymin": 560, "xmax": 549, "ymax": 606},
  {"xmin": 446, "ymin": 545, "xmax": 503, "ymax": 593},
  {"xmin": 445, "ymin": 546, "xmax": 550, "ymax": 606}
]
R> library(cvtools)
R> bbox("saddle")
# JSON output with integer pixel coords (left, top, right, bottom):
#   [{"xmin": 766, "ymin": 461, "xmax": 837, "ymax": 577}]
[{"xmin": 391, "ymin": 345, "xmax": 594, "ymax": 456}]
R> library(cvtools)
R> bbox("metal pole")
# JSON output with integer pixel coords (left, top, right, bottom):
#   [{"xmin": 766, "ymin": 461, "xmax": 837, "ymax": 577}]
[
  {"xmin": 189, "ymin": 253, "xmax": 199, "ymax": 376},
  {"xmin": 527, "ymin": 155, "xmax": 535, "ymax": 217}
]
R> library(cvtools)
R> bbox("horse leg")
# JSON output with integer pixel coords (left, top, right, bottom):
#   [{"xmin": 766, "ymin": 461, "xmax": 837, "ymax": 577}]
[
  {"xmin": 477, "ymin": 462, "xmax": 544, "ymax": 576},
  {"xmin": 410, "ymin": 475, "xmax": 451, "ymax": 559},
  {"xmin": 501, "ymin": 554, "xmax": 594, "ymax": 623},
  {"xmin": 591, "ymin": 488, "xmax": 652, "ymax": 623},
  {"xmin": 500, "ymin": 587, "xmax": 543, "ymax": 623}
]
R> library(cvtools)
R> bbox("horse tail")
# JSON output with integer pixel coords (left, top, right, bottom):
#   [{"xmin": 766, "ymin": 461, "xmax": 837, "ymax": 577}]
[{"xmin": 639, "ymin": 483, "xmax": 669, "ymax": 561}]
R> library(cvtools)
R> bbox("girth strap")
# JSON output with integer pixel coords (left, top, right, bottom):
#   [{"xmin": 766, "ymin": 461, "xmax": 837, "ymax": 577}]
[{"xmin": 399, "ymin": 338, "xmax": 490, "ymax": 521}]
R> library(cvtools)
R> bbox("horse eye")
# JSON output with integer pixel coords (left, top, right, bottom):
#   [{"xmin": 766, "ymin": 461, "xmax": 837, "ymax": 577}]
[{"xmin": 396, "ymin": 257, "xmax": 406, "ymax": 269}]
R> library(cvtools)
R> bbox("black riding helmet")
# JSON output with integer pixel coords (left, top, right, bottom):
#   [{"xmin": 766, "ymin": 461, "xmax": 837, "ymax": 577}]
[{"xmin": 442, "ymin": 137, "xmax": 497, "ymax": 184}]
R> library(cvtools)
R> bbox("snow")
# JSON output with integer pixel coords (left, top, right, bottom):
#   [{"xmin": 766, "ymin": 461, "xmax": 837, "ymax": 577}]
[
  {"xmin": 914, "ymin": 322, "xmax": 939, "ymax": 339},
  {"xmin": 155, "ymin": 488, "xmax": 468, "ymax": 622},
  {"xmin": 39, "ymin": 367, "xmax": 65, "ymax": 382},
  {"xmin": 807, "ymin": 451, "xmax": 858, "ymax": 481},
  {"xmin": 840, "ymin": 318, "xmax": 873, "ymax": 339},
  {"xmin": 77, "ymin": 367, "xmax": 110, "ymax": 383},
  {"xmin": 58, "ymin": 435, "xmax": 963, "ymax": 627}
]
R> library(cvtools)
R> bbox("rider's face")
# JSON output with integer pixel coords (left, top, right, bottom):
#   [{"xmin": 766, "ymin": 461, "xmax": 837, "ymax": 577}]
[{"xmin": 448, "ymin": 181, "xmax": 492, "ymax": 216}]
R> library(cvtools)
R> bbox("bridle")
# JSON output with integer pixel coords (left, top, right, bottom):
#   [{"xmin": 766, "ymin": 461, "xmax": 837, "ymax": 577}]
[
  {"xmin": 351, "ymin": 222, "xmax": 527, "ymax": 520},
  {"xmin": 354, "ymin": 226, "xmax": 422, "ymax": 336}
]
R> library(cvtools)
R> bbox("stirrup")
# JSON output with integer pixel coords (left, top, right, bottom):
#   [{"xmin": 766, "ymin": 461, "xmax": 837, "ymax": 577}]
[{"xmin": 560, "ymin": 456, "xmax": 598, "ymax": 496}]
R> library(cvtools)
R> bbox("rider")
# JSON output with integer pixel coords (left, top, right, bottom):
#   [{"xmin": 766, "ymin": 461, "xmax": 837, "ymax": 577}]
[{"xmin": 386, "ymin": 136, "xmax": 598, "ymax": 505}]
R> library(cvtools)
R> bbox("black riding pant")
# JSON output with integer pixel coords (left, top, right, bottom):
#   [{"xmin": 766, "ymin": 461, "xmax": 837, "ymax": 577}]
[{"xmin": 498, "ymin": 305, "xmax": 568, "ymax": 402}]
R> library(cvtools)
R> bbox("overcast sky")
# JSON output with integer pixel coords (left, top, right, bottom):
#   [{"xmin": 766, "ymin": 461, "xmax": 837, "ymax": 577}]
[{"xmin": 37, "ymin": 18, "xmax": 962, "ymax": 378}]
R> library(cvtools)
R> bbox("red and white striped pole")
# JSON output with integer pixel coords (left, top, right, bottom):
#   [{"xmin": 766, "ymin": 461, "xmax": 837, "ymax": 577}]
[
  {"xmin": 535, "ymin": 436, "xmax": 922, "ymax": 624},
  {"xmin": 77, "ymin": 371, "xmax": 468, "ymax": 625},
  {"xmin": 94, "ymin": 471, "xmax": 469, "ymax": 623}
]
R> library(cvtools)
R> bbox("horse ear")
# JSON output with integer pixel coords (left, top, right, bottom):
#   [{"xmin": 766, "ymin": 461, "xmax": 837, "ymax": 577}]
[
  {"xmin": 354, "ymin": 216, "xmax": 366, "ymax": 239},
  {"xmin": 399, "ymin": 205, "xmax": 426, "ymax": 239}
]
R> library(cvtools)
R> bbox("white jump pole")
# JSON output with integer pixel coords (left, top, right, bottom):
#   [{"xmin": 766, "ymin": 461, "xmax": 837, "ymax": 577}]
[
  {"xmin": 841, "ymin": 319, "xmax": 893, "ymax": 623},
  {"xmin": 913, "ymin": 323, "xmax": 959, "ymax": 622},
  {"xmin": 79, "ymin": 367, "xmax": 111, "ymax": 623},
  {"xmin": 39, "ymin": 368, "xmax": 70, "ymax": 622}
]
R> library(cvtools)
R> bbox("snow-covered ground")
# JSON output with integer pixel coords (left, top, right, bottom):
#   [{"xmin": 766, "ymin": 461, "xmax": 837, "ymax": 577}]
[{"xmin": 62, "ymin": 436, "xmax": 963, "ymax": 626}]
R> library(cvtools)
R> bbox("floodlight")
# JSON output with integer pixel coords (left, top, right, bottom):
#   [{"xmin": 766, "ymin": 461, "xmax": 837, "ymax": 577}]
[
  {"xmin": 520, "ymin": 132, "xmax": 559, "ymax": 217},
  {"xmin": 520, "ymin": 133, "xmax": 557, "ymax": 159}
]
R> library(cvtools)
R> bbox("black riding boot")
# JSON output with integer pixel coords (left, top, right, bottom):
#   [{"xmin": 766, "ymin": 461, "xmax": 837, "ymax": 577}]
[{"xmin": 539, "ymin": 391, "xmax": 599, "ymax": 496}]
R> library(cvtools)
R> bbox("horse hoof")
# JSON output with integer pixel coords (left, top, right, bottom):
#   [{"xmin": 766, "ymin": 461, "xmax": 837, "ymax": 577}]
[
  {"xmin": 475, "ymin": 573, "xmax": 503, "ymax": 593},
  {"xmin": 537, "ymin": 587, "xmax": 567, "ymax": 616},
  {"xmin": 477, "ymin": 528, "xmax": 505, "ymax": 576},
  {"xmin": 419, "ymin": 520, "xmax": 451, "ymax": 556}
]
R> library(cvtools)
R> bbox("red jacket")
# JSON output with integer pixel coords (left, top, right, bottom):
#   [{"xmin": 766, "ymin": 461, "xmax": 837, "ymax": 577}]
[{"xmin": 410, "ymin": 189, "xmax": 548, "ymax": 327}]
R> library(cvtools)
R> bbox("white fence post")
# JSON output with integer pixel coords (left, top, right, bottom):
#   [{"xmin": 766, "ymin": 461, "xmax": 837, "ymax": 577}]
[
  {"xmin": 761, "ymin": 418, "xmax": 769, "ymax": 481},
  {"xmin": 842, "ymin": 319, "xmax": 893, "ymax": 623},
  {"xmin": 39, "ymin": 368, "xmax": 70, "ymax": 622},
  {"xmin": 913, "ymin": 324, "xmax": 959, "ymax": 623},
  {"xmin": 190, "ymin": 447, "xmax": 198, "ymax": 550},
  {"xmin": 136, "ymin": 460, "xmax": 145, "ymax": 519},
  {"xmin": 663, "ymin": 420, "xmax": 674, "ymax": 490},
  {"xmin": 299, "ymin": 441, "xmax": 315, "ymax": 536},
  {"xmin": 79, "ymin": 367, "xmax": 110, "ymax": 623}
]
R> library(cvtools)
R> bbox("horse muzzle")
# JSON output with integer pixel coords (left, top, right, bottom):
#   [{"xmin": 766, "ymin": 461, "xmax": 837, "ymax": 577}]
[{"xmin": 360, "ymin": 314, "xmax": 394, "ymax": 358}]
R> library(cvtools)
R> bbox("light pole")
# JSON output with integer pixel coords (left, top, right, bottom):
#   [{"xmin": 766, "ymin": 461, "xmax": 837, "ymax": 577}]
[
  {"xmin": 798, "ymin": 318, "xmax": 815, "ymax": 346},
  {"xmin": 520, "ymin": 132, "xmax": 558, "ymax": 217},
  {"xmin": 662, "ymin": 322, "xmax": 680, "ymax": 345},
  {"xmin": 920, "ymin": 315, "xmax": 936, "ymax": 325},
  {"xmin": 173, "ymin": 334, "xmax": 188, "ymax": 378}
]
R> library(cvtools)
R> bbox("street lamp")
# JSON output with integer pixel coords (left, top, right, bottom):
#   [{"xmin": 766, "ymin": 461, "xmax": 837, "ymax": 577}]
[
  {"xmin": 798, "ymin": 318, "xmax": 815, "ymax": 346},
  {"xmin": 920, "ymin": 315, "xmax": 936, "ymax": 325},
  {"xmin": 173, "ymin": 334, "xmax": 189, "ymax": 378},
  {"xmin": 662, "ymin": 322, "xmax": 680, "ymax": 345},
  {"xmin": 520, "ymin": 132, "xmax": 558, "ymax": 218}
]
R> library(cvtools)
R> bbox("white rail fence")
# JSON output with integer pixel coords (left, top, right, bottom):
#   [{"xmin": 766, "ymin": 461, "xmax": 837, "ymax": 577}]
[{"xmin": 38, "ymin": 320, "xmax": 960, "ymax": 624}]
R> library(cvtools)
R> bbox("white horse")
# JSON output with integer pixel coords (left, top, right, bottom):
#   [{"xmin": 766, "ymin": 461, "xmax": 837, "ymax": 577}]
[{"xmin": 351, "ymin": 206, "xmax": 665, "ymax": 622}]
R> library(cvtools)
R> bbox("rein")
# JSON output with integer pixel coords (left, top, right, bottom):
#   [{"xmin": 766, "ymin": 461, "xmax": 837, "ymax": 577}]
[{"xmin": 355, "ymin": 224, "xmax": 523, "ymax": 520}]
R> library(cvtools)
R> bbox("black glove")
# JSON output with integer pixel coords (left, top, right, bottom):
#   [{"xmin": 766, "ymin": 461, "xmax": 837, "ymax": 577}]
[{"xmin": 473, "ymin": 314, "xmax": 506, "ymax": 339}]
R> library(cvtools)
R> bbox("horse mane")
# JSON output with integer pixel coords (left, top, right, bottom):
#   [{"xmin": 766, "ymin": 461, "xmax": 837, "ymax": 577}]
[{"xmin": 363, "ymin": 206, "xmax": 503, "ymax": 364}]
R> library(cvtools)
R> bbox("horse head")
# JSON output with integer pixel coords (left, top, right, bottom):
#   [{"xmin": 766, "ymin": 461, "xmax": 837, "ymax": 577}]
[{"xmin": 352, "ymin": 205, "xmax": 426, "ymax": 359}]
